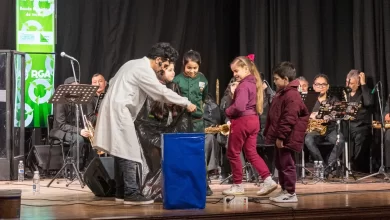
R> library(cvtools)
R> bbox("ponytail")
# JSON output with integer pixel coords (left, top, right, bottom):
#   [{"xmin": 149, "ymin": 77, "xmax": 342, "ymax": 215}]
[{"xmin": 231, "ymin": 56, "xmax": 264, "ymax": 115}]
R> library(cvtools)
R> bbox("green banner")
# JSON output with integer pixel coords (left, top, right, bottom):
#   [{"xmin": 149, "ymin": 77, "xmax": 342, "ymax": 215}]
[
  {"xmin": 15, "ymin": 53, "xmax": 55, "ymax": 128},
  {"xmin": 16, "ymin": 0, "xmax": 56, "ymax": 53}
]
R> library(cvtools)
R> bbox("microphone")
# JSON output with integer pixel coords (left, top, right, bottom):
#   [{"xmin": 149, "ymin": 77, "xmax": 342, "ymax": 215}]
[
  {"xmin": 371, "ymin": 82, "xmax": 380, "ymax": 94},
  {"xmin": 60, "ymin": 52, "xmax": 78, "ymax": 61}
]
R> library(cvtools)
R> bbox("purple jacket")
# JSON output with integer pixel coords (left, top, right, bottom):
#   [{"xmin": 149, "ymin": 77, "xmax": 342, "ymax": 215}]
[
  {"xmin": 225, "ymin": 75, "xmax": 257, "ymax": 119},
  {"xmin": 263, "ymin": 79, "xmax": 309, "ymax": 152}
]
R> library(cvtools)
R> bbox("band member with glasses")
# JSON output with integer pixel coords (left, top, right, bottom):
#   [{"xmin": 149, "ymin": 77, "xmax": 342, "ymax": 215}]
[
  {"xmin": 304, "ymin": 74, "xmax": 345, "ymax": 174},
  {"xmin": 345, "ymin": 70, "xmax": 373, "ymax": 171}
]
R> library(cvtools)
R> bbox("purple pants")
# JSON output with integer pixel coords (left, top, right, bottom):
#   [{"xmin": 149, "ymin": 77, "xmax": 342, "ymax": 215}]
[
  {"xmin": 227, "ymin": 115, "xmax": 271, "ymax": 184},
  {"xmin": 275, "ymin": 147, "xmax": 296, "ymax": 194}
]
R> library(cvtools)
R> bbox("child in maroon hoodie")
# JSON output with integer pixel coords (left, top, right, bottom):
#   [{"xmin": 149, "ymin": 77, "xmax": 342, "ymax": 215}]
[
  {"xmin": 264, "ymin": 62, "xmax": 309, "ymax": 203},
  {"xmin": 222, "ymin": 55, "xmax": 277, "ymax": 196}
]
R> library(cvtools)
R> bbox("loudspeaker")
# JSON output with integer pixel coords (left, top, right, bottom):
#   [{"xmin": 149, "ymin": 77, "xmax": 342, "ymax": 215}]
[
  {"xmin": 83, "ymin": 157, "xmax": 115, "ymax": 197},
  {"xmin": 28, "ymin": 145, "xmax": 64, "ymax": 172}
]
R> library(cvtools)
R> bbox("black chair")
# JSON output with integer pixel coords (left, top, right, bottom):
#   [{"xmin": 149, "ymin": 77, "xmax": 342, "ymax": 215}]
[{"xmin": 46, "ymin": 114, "xmax": 68, "ymax": 177}]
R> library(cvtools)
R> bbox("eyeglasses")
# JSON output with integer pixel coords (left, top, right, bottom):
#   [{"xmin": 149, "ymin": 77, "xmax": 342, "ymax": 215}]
[{"xmin": 314, "ymin": 83, "xmax": 328, "ymax": 88}]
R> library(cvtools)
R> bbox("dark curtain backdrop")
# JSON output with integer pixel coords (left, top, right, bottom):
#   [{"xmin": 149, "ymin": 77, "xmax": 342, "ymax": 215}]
[
  {"xmin": 55, "ymin": 0, "xmax": 239, "ymax": 100},
  {"xmin": 1, "ymin": 0, "xmax": 389, "ymax": 100},
  {"xmin": 240, "ymin": 0, "xmax": 390, "ymax": 97}
]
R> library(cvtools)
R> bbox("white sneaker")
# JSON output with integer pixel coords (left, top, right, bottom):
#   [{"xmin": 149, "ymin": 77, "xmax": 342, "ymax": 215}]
[
  {"xmin": 256, "ymin": 177, "xmax": 278, "ymax": 196},
  {"xmin": 269, "ymin": 189, "xmax": 287, "ymax": 201},
  {"xmin": 272, "ymin": 192, "xmax": 298, "ymax": 203},
  {"xmin": 222, "ymin": 184, "xmax": 245, "ymax": 196}
]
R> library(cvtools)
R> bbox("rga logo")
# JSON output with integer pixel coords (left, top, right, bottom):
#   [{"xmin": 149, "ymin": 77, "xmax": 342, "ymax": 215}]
[{"xmin": 31, "ymin": 70, "xmax": 52, "ymax": 78}]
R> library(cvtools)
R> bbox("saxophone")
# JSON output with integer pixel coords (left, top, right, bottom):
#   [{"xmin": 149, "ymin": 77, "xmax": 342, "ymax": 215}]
[
  {"xmin": 205, "ymin": 124, "xmax": 230, "ymax": 135},
  {"xmin": 306, "ymin": 119, "xmax": 327, "ymax": 136}
]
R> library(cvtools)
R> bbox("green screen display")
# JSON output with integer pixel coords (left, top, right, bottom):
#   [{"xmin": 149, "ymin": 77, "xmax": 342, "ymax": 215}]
[
  {"xmin": 16, "ymin": 0, "xmax": 56, "ymax": 53},
  {"xmin": 16, "ymin": 0, "xmax": 56, "ymax": 127}
]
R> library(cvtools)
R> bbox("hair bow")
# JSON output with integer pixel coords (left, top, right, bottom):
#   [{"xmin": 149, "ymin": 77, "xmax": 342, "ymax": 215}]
[{"xmin": 246, "ymin": 54, "xmax": 255, "ymax": 62}]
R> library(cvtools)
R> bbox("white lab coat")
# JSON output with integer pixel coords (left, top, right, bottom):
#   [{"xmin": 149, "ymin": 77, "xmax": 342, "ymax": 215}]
[{"xmin": 93, "ymin": 57, "xmax": 190, "ymax": 164}]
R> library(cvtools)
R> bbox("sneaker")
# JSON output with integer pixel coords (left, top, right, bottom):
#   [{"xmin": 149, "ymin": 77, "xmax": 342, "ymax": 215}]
[
  {"xmin": 256, "ymin": 177, "xmax": 278, "ymax": 196},
  {"xmin": 115, "ymin": 195, "xmax": 124, "ymax": 202},
  {"xmin": 269, "ymin": 189, "xmax": 287, "ymax": 201},
  {"xmin": 124, "ymin": 193, "xmax": 154, "ymax": 205},
  {"xmin": 272, "ymin": 192, "xmax": 298, "ymax": 203},
  {"xmin": 222, "ymin": 184, "xmax": 245, "ymax": 196}
]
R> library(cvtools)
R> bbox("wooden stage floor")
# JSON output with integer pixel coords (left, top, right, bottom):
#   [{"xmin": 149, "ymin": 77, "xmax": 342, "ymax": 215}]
[{"xmin": 2, "ymin": 175, "xmax": 390, "ymax": 219}]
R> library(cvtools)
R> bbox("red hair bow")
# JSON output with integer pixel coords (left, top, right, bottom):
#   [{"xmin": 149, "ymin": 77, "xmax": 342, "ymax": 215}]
[{"xmin": 247, "ymin": 54, "xmax": 255, "ymax": 62}]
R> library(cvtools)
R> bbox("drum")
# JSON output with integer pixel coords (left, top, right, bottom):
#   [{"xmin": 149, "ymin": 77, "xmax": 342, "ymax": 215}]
[{"xmin": 0, "ymin": 189, "xmax": 22, "ymax": 219}]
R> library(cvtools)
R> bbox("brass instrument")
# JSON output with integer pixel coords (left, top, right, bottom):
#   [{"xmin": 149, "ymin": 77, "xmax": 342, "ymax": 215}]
[
  {"xmin": 372, "ymin": 121, "xmax": 390, "ymax": 129},
  {"xmin": 306, "ymin": 119, "xmax": 327, "ymax": 136},
  {"xmin": 205, "ymin": 124, "xmax": 230, "ymax": 135},
  {"xmin": 80, "ymin": 105, "xmax": 104, "ymax": 155}
]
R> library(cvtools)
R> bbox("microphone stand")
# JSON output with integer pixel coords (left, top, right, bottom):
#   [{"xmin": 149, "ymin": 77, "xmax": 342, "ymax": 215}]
[{"xmin": 358, "ymin": 82, "xmax": 389, "ymax": 181}]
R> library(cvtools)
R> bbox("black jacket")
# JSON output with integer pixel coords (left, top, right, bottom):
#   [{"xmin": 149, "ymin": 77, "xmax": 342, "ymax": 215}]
[{"xmin": 348, "ymin": 85, "xmax": 373, "ymax": 127}]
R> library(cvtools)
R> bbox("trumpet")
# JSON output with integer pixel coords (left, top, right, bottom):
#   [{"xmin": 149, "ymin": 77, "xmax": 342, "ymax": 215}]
[
  {"xmin": 80, "ymin": 105, "xmax": 104, "ymax": 155},
  {"xmin": 205, "ymin": 124, "xmax": 230, "ymax": 135}
]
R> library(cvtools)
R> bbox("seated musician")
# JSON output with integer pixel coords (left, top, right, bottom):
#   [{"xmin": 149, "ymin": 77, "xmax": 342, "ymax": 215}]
[
  {"xmin": 89, "ymin": 73, "xmax": 108, "ymax": 126},
  {"xmin": 203, "ymin": 94, "xmax": 222, "ymax": 178},
  {"xmin": 384, "ymin": 97, "xmax": 390, "ymax": 169},
  {"xmin": 345, "ymin": 70, "xmax": 373, "ymax": 171},
  {"xmin": 297, "ymin": 76, "xmax": 309, "ymax": 94},
  {"xmin": 49, "ymin": 77, "xmax": 93, "ymax": 171},
  {"xmin": 304, "ymin": 74, "xmax": 345, "ymax": 170}
]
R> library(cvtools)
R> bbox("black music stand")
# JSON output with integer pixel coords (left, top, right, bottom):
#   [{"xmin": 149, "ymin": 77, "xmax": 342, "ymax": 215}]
[
  {"xmin": 316, "ymin": 100, "xmax": 358, "ymax": 181},
  {"xmin": 46, "ymin": 84, "xmax": 98, "ymax": 188}
]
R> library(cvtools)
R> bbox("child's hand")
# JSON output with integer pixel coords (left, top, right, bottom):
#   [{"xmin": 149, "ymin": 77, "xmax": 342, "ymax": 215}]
[{"xmin": 276, "ymin": 138, "xmax": 284, "ymax": 148}]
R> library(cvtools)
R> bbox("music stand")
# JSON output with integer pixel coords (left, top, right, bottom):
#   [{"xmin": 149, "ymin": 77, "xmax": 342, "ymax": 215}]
[
  {"xmin": 298, "ymin": 91, "xmax": 321, "ymax": 182},
  {"xmin": 317, "ymin": 100, "xmax": 358, "ymax": 181},
  {"xmin": 46, "ymin": 84, "xmax": 98, "ymax": 188}
]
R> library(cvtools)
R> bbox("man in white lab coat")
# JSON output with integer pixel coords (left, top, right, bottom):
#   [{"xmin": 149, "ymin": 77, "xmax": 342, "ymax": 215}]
[{"xmin": 93, "ymin": 42, "xmax": 196, "ymax": 205}]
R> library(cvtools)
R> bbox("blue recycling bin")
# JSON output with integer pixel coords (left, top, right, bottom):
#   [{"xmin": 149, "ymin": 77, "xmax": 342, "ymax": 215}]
[{"xmin": 162, "ymin": 133, "xmax": 206, "ymax": 209}]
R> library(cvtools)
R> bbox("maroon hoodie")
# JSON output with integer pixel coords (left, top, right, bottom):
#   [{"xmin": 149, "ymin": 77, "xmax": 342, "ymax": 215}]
[
  {"xmin": 225, "ymin": 74, "xmax": 258, "ymax": 119},
  {"xmin": 263, "ymin": 79, "xmax": 309, "ymax": 152}
]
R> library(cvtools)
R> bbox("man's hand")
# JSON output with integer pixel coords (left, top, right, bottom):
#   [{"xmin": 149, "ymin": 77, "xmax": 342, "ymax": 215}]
[
  {"xmin": 80, "ymin": 129, "xmax": 91, "ymax": 138},
  {"xmin": 385, "ymin": 113, "xmax": 390, "ymax": 121},
  {"xmin": 186, "ymin": 103, "xmax": 197, "ymax": 112},
  {"xmin": 359, "ymin": 72, "xmax": 366, "ymax": 85},
  {"xmin": 310, "ymin": 112, "xmax": 318, "ymax": 120},
  {"xmin": 276, "ymin": 138, "xmax": 284, "ymax": 148}
]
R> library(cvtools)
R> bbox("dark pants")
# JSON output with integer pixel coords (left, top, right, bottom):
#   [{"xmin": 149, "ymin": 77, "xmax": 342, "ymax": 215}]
[
  {"xmin": 275, "ymin": 148, "xmax": 296, "ymax": 194},
  {"xmin": 114, "ymin": 156, "xmax": 139, "ymax": 197},
  {"xmin": 227, "ymin": 115, "xmax": 270, "ymax": 184},
  {"xmin": 64, "ymin": 133, "xmax": 85, "ymax": 169},
  {"xmin": 305, "ymin": 130, "xmax": 345, "ymax": 165},
  {"xmin": 385, "ymin": 130, "xmax": 390, "ymax": 167}
]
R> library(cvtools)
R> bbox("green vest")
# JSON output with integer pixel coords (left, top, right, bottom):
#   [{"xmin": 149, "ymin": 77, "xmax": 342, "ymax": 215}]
[{"xmin": 173, "ymin": 72, "xmax": 208, "ymax": 119}]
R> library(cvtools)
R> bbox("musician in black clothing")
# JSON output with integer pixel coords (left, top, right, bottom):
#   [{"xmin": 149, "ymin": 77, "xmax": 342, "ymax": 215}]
[
  {"xmin": 50, "ymin": 77, "xmax": 94, "ymax": 170},
  {"xmin": 89, "ymin": 73, "xmax": 108, "ymax": 126},
  {"xmin": 305, "ymin": 74, "xmax": 345, "ymax": 167},
  {"xmin": 384, "ymin": 96, "xmax": 390, "ymax": 168},
  {"xmin": 345, "ymin": 70, "xmax": 373, "ymax": 171}
]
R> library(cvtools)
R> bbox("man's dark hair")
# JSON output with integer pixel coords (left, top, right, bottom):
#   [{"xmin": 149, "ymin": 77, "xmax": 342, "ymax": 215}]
[
  {"xmin": 272, "ymin": 61, "xmax": 296, "ymax": 82},
  {"xmin": 147, "ymin": 42, "xmax": 179, "ymax": 63},
  {"xmin": 183, "ymin": 50, "xmax": 201, "ymax": 66}
]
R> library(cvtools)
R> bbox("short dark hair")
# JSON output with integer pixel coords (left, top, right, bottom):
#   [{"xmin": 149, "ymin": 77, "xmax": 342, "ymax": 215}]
[
  {"xmin": 313, "ymin": 73, "xmax": 329, "ymax": 84},
  {"xmin": 183, "ymin": 50, "xmax": 201, "ymax": 66},
  {"xmin": 272, "ymin": 61, "xmax": 296, "ymax": 81},
  {"xmin": 147, "ymin": 42, "xmax": 179, "ymax": 63},
  {"xmin": 92, "ymin": 73, "xmax": 104, "ymax": 78}
]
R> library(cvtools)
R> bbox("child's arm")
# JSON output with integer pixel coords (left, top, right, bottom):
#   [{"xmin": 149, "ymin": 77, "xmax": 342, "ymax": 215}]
[
  {"xmin": 225, "ymin": 87, "xmax": 248, "ymax": 118},
  {"xmin": 275, "ymin": 98, "xmax": 301, "ymax": 141}
]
